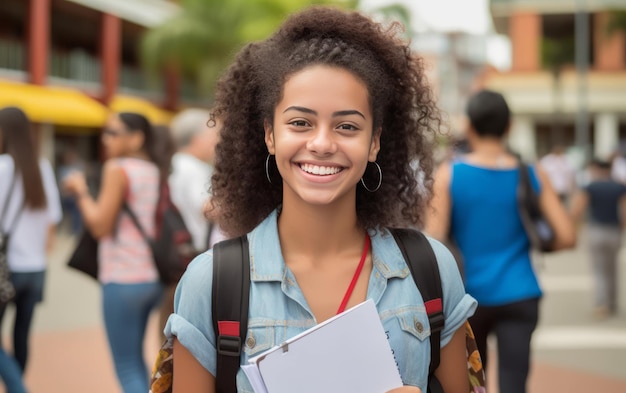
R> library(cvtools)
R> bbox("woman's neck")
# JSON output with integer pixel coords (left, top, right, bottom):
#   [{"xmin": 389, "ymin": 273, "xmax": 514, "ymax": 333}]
[
  {"xmin": 122, "ymin": 151, "xmax": 150, "ymax": 161},
  {"xmin": 466, "ymin": 137, "xmax": 516, "ymax": 168},
  {"xmin": 277, "ymin": 201, "xmax": 365, "ymax": 263}
]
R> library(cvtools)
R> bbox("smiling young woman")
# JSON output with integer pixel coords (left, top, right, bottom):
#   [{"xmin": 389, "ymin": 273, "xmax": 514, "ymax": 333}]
[{"xmin": 165, "ymin": 7, "xmax": 477, "ymax": 393}]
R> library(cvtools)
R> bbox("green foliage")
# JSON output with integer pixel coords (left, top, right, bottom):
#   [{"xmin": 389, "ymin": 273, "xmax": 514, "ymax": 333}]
[
  {"xmin": 606, "ymin": 9, "xmax": 626, "ymax": 36},
  {"xmin": 541, "ymin": 36, "xmax": 575, "ymax": 74},
  {"xmin": 141, "ymin": 0, "xmax": 358, "ymax": 97}
]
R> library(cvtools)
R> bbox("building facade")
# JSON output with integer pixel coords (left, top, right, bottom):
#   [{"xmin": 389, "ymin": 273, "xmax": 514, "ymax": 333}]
[
  {"xmin": 486, "ymin": 0, "xmax": 626, "ymax": 163},
  {"xmin": 0, "ymin": 0, "xmax": 186, "ymax": 166}
]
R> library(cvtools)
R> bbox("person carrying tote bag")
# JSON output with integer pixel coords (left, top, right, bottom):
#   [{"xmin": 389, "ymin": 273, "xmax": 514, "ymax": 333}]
[
  {"xmin": 64, "ymin": 112, "xmax": 171, "ymax": 393},
  {"xmin": 425, "ymin": 90, "xmax": 575, "ymax": 393}
]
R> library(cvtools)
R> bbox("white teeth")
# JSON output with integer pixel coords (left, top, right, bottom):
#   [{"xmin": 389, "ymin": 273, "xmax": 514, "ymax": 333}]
[{"xmin": 300, "ymin": 163, "xmax": 341, "ymax": 175}]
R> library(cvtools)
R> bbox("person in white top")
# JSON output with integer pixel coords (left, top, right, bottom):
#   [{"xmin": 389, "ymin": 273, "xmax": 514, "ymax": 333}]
[
  {"xmin": 161, "ymin": 109, "xmax": 225, "ymax": 336},
  {"xmin": 611, "ymin": 150, "xmax": 626, "ymax": 185},
  {"xmin": 0, "ymin": 107, "xmax": 62, "ymax": 393},
  {"xmin": 539, "ymin": 145, "xmax": 576, "ymax": 203},
  {"xmin": 169, "ymin": 109, "xmax": 224, "ymax": 251}
]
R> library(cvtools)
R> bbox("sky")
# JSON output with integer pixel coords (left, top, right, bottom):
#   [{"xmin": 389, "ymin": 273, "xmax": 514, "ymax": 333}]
[
  {"xmin": 359, "ymin": 0, "xmax": 512, "ymax": 69},
  {"xmin": 359, "ymin": 0, "xmax": 493, "ymax": 34}
]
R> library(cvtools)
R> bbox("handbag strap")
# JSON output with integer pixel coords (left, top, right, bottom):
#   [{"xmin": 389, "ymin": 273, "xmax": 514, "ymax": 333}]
[
  {"xmin": 1, "ymin": 172, "xmax": 25, "ymax": 236},
  {"xmin": 123, "ymin": 202, "xmax": 153, "ymax": 245},
  {"xmin": 517, "ymin": 161, "xmax": 542, "ymax": 217}
]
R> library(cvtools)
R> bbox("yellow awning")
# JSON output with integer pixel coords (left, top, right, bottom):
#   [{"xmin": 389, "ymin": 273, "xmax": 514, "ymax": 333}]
[
  {"xmin": 0, "ymin": 80, "xmax": 108, "ymax": 127},
  {"xmin": 110, "ymin": 95, "xmax": 174, "ymax": 126}
]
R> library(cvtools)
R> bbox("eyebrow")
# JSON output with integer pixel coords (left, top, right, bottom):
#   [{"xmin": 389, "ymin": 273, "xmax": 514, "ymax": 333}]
[{"xmin": 283, "ymin": 106, "xmax": 366, "ymax": 120}]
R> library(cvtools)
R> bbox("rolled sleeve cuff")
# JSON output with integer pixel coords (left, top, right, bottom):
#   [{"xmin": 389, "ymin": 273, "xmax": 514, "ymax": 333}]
[
  {"xmin": 440, "ymin": 293, "xmax": 477, "ymax": 347},
  {"xmin": 165, "ymin": 313, "xmax": 217, "ymax": 376}
]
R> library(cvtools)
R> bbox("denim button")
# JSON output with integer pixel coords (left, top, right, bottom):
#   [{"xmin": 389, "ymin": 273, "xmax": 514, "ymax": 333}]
[
  {"xmin": 246, "ymin": 336, "xmax": 256, "ymax": 349},
  {"xmin": 414, "ymin": 320, "xmax": 424, "ymax": 333}
]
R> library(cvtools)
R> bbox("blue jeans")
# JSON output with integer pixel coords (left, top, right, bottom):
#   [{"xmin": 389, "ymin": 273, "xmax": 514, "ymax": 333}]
[
  {"xmin": 103, "ymin": 282, "xmax": 163, "ymax": 393},
  {"xmin": 0, "ymin": 352, "xmax": 26, "ymax": 393},
  {"xmin": 0, "ymin": 271, "xmax": 45, "ymax": 393}
]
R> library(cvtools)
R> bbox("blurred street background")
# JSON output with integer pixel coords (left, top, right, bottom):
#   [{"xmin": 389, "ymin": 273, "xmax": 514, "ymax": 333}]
[{"xmin": 1, "ymin": 0, "xmax": 626, "ymax": 391}]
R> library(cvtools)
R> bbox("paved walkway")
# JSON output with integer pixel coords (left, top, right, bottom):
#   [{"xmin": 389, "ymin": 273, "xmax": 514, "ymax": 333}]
[{"xmin": 1, "ymin": 229, "xmax": 626, "ymax": 392}]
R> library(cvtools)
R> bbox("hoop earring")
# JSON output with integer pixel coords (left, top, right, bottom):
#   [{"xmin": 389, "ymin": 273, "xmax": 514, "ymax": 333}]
[
  {"xmin": 265, "ymin": 154, "xmax": 273, "ymax": 184},
  {"xmin": 360, "ymin": 162, "xmax": 382, "ymax": 192}
]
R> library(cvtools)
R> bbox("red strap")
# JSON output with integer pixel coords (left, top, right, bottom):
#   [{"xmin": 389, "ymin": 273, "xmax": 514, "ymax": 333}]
[
  {"xmin": 425, "ymin": 298, "xmax": 443, "ymax": 315},
  {"xmin": 336, "ymin": 235, "xmax": 371, "ymax": 315},
  {"xmin": 217, "ymin": 321, "xmax": 240, "ymax": 336}
]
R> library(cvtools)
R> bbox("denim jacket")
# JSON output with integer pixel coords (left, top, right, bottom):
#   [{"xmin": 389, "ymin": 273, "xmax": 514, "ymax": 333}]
[{"xmin": 166, "ymin": 210, "xmax": 477, "ymax": 392}]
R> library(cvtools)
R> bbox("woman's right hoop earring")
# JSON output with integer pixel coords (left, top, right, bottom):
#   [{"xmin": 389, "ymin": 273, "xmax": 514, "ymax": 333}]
[
  {"xmin": 360, "ymin": 162, "xmax": 382, "ymax": 192},
  {"xmin": 265, "ymin": 154, "xmax": 273, "ymax": 184}
]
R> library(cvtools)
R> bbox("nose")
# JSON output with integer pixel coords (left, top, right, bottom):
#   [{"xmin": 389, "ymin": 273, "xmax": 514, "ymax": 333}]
[{"xmin": 306, "ymin": 125, "xmax": 337, "ymax": 156}]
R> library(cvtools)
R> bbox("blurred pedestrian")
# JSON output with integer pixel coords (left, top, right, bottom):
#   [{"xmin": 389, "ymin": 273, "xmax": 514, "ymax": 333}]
[
  {"xmin": 160, "ymin": 109, "xmax": 223, "ymax": 339},
  {"xmin": 57, "ymin": 148, "xmax": 86, "ymax": 235},
  {"xmin": 63, "ymin": 112, "xmax": 167, "ymax": 393},
  {"xmin": 165, "ymin": 6, "xmax": 477, "ymax": 393},
  {"xmin": 425, "ymin": 89, "xmax": 575, "ymax": 393},
  {"xmin": 570, "ymin": 158, "xmax": 626, "ymax": 319},
  {"xmin": 539, "ymin": 145, "xmax": 576, "ymax": 204},
  {"xmin": 610, "ymin": 147, "xmax": 626, "ymax": 184},
  {"xmin": 169, "ymin": 108, "xmax": 224, "ymax": 251},
  {"xmin": 0, "ymin": 107, "xmax": 62, "ymax": 393}
]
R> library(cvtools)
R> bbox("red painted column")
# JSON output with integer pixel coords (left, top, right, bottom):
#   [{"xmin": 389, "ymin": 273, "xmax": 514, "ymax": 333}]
[
  {"xmin": 163, "ymin": 67, "xmax": 180, "ymax": 111},
  {"xmin": 510, "ymin": 12, "xmax": 541, "ymax": 72},
  {"xmin": 101, "ymin": 13, "xmax": 121, "ymax": 105},
  {"xmin": 28, "ymin": 0, "xmax": 50, "ymax": 85},
  {"xmin": 594, "ymin": 12, "xmax": 626, "ymax": 71}
]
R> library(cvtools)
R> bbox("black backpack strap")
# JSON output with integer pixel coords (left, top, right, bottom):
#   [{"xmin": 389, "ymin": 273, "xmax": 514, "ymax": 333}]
[
  {"xmin": 212, "ymin": 235, "xmax": 250, "ymax": 393},
  {"xmin": 390, "ymin": 228, "xmax": 445, "ymax": 392}
]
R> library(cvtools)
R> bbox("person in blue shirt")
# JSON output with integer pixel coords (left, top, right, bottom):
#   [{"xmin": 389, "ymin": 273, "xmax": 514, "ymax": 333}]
[
  {"xmin": 165, "ymin": 7, "xmax": 477, "ymax": 393},
  {"xmin": 425, "ymin": 89, "xmax": 575, "ymax": 393},
  {"xmin": 571, "ymin": 158, "xmax": 626, "ymax": 319}
]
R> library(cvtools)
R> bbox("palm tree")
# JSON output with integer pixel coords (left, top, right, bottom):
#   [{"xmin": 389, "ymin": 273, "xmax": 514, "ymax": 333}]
[
  {"xmin": 606, "ymin": 9, "xmax": 626, "ymax": 35},
  {"xmin": 141, "ymin": 0, "xmax": 358, "ymax": 97},
  {"xmin": 541, "ymin": 36, "xmax": 575, "ymax": 146}
]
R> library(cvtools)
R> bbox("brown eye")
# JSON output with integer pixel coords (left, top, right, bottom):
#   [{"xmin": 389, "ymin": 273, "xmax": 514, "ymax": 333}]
[
  {"xmin": 337, "ymin": 124, "xmax": 358, "ymax": 131},
  {"xmin": 290, "ymin": 120, "xmax": 309, "ymax": 127}
]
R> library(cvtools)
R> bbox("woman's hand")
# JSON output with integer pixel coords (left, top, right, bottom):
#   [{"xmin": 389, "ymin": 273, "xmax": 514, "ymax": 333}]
[
  {"xmin": 386, "ymin": 387, "xmax": 422, "ymax": 393},
  {"xmin": 63, "ymin": 172, "xmax": 88, "ymax": 197}
]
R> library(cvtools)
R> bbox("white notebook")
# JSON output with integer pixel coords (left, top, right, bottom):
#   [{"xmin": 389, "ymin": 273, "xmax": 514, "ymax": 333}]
[{"xmin": 241, "ymin": 299, "xmax": 403, "ymax": 393}]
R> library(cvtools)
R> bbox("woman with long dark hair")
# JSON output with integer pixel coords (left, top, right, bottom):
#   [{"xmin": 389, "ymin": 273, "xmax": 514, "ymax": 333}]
[
  {"xmin": 64, "ymin": 112, "xmax": 170, "ymax": 393},
  {"xmin": 0, "ymin": 106, "xmax": 62, "ymax": 393}
]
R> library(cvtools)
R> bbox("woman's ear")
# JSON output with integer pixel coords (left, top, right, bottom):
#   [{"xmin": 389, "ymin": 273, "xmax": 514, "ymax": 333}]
[
  {"xmin": 368, "ymin": 127, "xmax": 382, "ymax": 162},
  {"xmin": 264, "ymin": 119, "xmax": 275, "ymax": 155}
]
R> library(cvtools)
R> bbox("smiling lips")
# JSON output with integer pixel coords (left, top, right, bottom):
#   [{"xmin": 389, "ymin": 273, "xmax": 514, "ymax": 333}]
[{"xmin": 299, "ymin": 163, "xmax": 343, "ymax": 176}]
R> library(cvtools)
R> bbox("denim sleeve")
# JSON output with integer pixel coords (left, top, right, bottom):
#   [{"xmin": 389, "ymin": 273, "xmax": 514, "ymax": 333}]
[
  {"xmin": 427, "ymin": 237, "xmax": 477, "ymax": 347},
  {"xmin": 164, "ymin": 251, "xmax": 217, "ymax": 375}
]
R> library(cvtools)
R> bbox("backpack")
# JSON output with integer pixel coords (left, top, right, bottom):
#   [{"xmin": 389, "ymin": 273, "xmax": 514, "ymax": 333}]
[
  {"xmin": 124, "ymin": 180, "xmax": 196, "ymax": 285},
  {"xmin": 390, "ymin": 229, "xmax": 486, "ymax": 393},
  {"xmin": 150, "ymin": 229, "xmax": 486, "ymax": 393}
]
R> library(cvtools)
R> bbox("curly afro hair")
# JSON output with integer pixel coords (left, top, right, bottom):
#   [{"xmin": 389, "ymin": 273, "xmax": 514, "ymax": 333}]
[{"xmin": 211, "ymin": 6, "xmax": 440, "ymax": 237}]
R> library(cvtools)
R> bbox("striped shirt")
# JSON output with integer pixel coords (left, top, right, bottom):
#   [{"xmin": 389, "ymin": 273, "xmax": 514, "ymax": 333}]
[{"xmin": 99, "ymin": 158, "xmax": 160, "ymax": 284}]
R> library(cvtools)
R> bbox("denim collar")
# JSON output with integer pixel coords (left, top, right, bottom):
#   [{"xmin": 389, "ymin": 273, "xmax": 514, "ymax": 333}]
[{"xmin": 248, "ymin": 210, "xmax": 410, "ymax": 282}]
